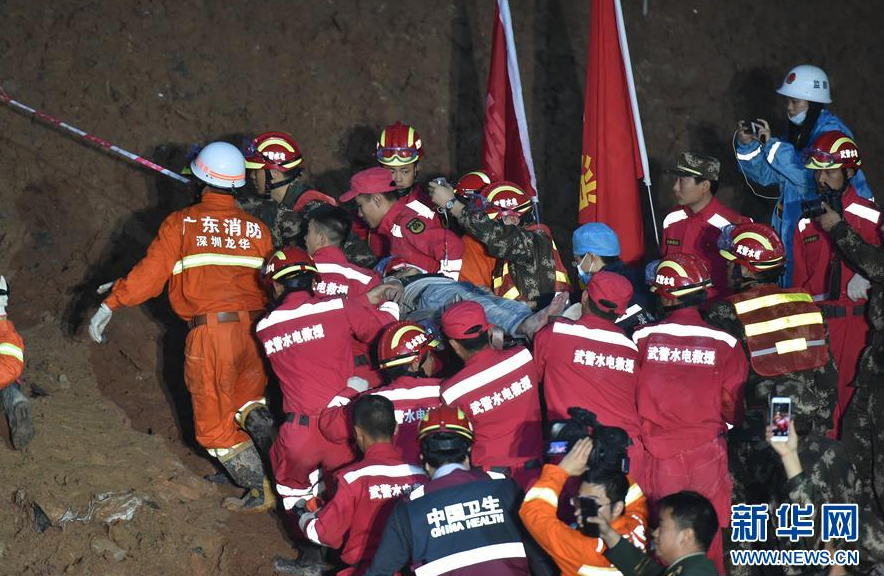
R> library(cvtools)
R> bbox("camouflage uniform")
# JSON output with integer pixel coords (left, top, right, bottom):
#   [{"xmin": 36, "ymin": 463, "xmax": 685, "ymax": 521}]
[
  {"xmin": 829, "ymin": 220, "xmax": 884, "ymax": 515},
  {"xmin": 705, "ymin": 289, "xmax": 839, "ymax": 576},
  {"xmin": 455, "ymin": 209, "xmax": 562, "ymax": 308},
  {"xmin": 238, "ymin": 183, "xmax": 377, "ymax": 268}
]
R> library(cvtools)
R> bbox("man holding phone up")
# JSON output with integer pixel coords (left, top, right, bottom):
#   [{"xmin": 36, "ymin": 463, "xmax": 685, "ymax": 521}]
[{"xmin": 519, "ymin": 438, "xmax": 649, "ymax": 576}]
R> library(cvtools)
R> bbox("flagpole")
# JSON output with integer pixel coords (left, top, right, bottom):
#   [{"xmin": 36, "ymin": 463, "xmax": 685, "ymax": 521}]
[
  {"xmin": 613, "ymin": 0, "xmax": 659, "ymax": 248},
  {"xmin": 497, "ymin": 0, "xmax": 541, "ymax": 219}
]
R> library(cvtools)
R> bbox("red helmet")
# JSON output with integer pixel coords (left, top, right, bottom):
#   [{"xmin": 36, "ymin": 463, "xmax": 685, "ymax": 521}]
[
  {"xmin": 803, "ymin": 131, "xmax": 861, "ymax": 171},
  {"xmin": 262, "ymin": 246, "xmax": 317, "ymax": 283},
  {"xmin": 244, "ymin": 132, "xmax": 304, "ymax": 172},
  {"xmin": 719, "ymin": 223, "xmax": 786, "ymax": 273},
  {"xmin": 455, "ymin": 170, "xmax": 499, "ymax": 196},
  {"xmin": 377, "ymin": 321, "xmax": 439, "ymax": 370},
  {"xmin": 650, "ymin": 253, "xmax": 711, "ymax": 300},
  {"xmin": 376, "ymin": 122, "xmax": 424, "ymax": 167},
  {"xmin": 479, "ymin": 181, "xmax": 534, "ymax": 219},
  {"xmin": 417, "ymin": 406, "xmax": 474, "ymax": 443}
]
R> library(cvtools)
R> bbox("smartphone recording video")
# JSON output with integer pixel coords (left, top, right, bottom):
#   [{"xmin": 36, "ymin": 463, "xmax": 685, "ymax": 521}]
[
  {"xmin": 578, "ymin": 496, "xmax": 600, "ymax": 538},
  {"xmin": 770, "ymin": 397, "xmax": 791, "ymax": 442}
]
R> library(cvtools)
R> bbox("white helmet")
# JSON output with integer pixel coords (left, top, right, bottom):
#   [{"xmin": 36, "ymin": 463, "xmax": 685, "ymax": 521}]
[
  {"xmin": 190, "ymin": 142, "xmax": 247, "ymax": 189},
  {"xmin": 0, "ymin": 276, "xmax": 8, "ymax": 316},
  {"xmin": 776, "ymin": 65, "xmax": 832, "ymax": 104}
]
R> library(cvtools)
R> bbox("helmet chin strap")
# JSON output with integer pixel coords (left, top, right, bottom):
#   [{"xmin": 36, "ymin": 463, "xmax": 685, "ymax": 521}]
[{"xmin": 264, "ymin": 169, "xmax": 299, "ymax": 194}]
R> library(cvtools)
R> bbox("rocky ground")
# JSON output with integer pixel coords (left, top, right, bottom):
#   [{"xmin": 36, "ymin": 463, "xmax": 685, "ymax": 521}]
[{"xmin": 0, "ymin": 1, "xmax": 881, "ymax": 574}]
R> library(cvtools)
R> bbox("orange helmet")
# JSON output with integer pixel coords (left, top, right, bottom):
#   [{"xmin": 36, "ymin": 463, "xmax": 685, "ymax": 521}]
[
  {"xmin": 377, "ymin": 321, "xmax": 440, "ymax": 371},
  {"xmin": 376, "ymin": 122, "xmax": 424, "ymax": 167},
  {"xmin": 262, "ymin": 246, "xmax": 317, "ymax": 284},
  {"xmin": 455, "ymin": 170, "xmax": 499, "ymax": 196},
  {"xmin": 650, "ymin": 253, "xmax": 712, "ymax": 300},
  {"xmin": 479, "ymin": 181, "xmax": 534, "ymax": 219},
  {"xmin": 417, "ymin": 406, "xmax": 474, "ymax": 443},
  {"xmin": 719, "ymin": 223, "xmax": 786, "ymax": 273},
  {"xmin": 244, "ymin": 132, "xmax": 304, "ymax": 172},
  {"xmin": 803, "ymin": 131, "xmax": 861, "ymax": 171}
]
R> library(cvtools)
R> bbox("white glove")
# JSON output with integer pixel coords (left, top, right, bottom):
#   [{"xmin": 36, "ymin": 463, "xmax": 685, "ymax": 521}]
[
  {"xmin": 847, "ymin": 273, "xmax": 871, "ymax": 302},
  {"xmin": 346, "ymin": 376, "xmax": 370, "ymax": 393},
  {"xmin": 96, "ymin": 281, "xmax": 116, "ymax": 295},
  {"xmin": 0, "ymin": 276, "xmax": 8, "ymax": 316},
  {"xmin": 88, "ymin": 303, "xmax": 113, "ymax": 343},
  {"xmin": 298, "ymin": 510, "xmax": 318, "ymax": 532},
  {"xmin": 562, "ymin": 303, "xmax": 582, "ymax": 321}
]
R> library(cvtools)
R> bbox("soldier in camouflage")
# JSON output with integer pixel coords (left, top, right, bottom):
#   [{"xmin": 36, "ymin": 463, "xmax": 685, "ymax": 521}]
[
  {"xmin": 427, "ymin": 179, "xmax": 570, "ymax": 309},
  {"xmin": 817, "ymin": 203, "xmax": 884, "ymax": 516},
  {"xmin": 703, "ymin": 223, "xmax": 839, "ymax": 575},
  {"xmin": 238, "ymin": 131, "xmax": 377, "ymax": 268}
]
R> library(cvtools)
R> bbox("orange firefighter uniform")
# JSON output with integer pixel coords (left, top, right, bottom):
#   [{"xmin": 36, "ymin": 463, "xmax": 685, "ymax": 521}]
[
  {"xmin": 0, "ymin": 319, "xmax": 24, "ymax": 388},
  {"xmin": 103, "ymin": 191, "xmax": 272, "ymax": 452}
]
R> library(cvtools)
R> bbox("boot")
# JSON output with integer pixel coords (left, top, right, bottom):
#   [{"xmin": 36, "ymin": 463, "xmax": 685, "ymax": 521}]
[
  {"xmin": 1, "ymin": 382, "xmax": 34, "ymax": 449},
  {"xmin": 272, "ymin": 544, "xmax": 326, "ymax": 575},
  {"xmin": 217, "ymin": 441, "xmax": 276, "ymax": 513},
  {"xmin": 235, "ymin": 401, "xmax": 275, "ymax": 456}
]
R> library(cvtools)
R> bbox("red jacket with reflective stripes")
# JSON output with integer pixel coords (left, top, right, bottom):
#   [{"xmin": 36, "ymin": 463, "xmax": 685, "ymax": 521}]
[
  {"xmin": 792, "ymin": 186, "xmax": 882, "ymax": 304},
  {"xmin": 440, "ymin": 346, "xmax": 543, "ymax": 470},
  {"xmin": 312, "ymin": 246, "xmax": 381, "ymax": 299},
  {"xmin": 320, "ymin": 375, "xmax": 442, "ymax": 465},
  {"xmin": 661, "ymin": 197, "xmax": 750, "ymax": 302},
  {"xmin": 104, "ymin": 192, "xmax": 272, "ymax": 320},
  {"xmin": 533, "ymin": 315, "xmax": 641, "ymax": 438},
  {"xmin": 0, "ymin": 319, "xmax": 24, "ymax": 389},
  {"xmin": 255, "ymin": 292, "xmax": 397, "ymax": 415},
  {"xmin": 633, "ymin": 307, "xmax": 748, "ymax": 457},
  {"xmin": 376, "ymin": 197, "xmax": 464, "ymax": 279},
  {"xmin": 303, "ymin": 442, "xmax": 427, "ymax": 569}
]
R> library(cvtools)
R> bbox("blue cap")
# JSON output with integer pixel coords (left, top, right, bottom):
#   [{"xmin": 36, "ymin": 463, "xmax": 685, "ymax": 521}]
[{"xmin": 572, "ymin": 223, "xmax": 621, "ymax": 257}]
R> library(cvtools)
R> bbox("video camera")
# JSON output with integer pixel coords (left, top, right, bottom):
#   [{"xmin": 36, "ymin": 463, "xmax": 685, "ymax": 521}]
[
  {"xmin": 801, "ymin": 189, "xmax": 843, "ymax": 219},
  {"xmin": 546, "ymin": 407, "xmax": 631, "ymax": 479}
]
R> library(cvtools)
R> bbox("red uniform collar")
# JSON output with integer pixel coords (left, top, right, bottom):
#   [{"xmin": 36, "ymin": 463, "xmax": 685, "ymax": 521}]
[
  {"xmin": 277, "ymin": 290, "xmax": 315, "ymax": 309},
  {"xmin": 362, "ymin": 441, "xmax": 406, "ymax": 461},
  {"xmin": 663, "ymin": 306, "xmax": 703, "ymax": 323},
  {"xmin": 688, "ymin": 196, "xmax": 723, "ymax": 218},
  {"xmin": 377, "ymin": 198, "xmax": 410, "ymax": 236},
  {"xmin": 577, "ymin": 313, "xmax": 623, "ymax": 333},
  {"xmin": 462, "ymin": 345, "xmax": 500, "ymax": 369},
  {"xmin": 312, "ymin": 246, "xmax": 349, "ymax": 264}
]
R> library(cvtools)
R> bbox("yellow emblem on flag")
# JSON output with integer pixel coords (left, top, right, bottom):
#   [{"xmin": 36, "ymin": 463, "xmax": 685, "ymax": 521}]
[{"xmin": 580, "ymin": 154, "xmax": 598, "ymax": 211}]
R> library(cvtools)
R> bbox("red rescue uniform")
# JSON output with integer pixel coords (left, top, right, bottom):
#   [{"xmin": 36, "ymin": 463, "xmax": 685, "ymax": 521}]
[
  {"xmin": 440, "ymin": 346, "xmax": 543, "ymax": 488},
  {"xmin": 321, "ymin": 376, "xmax": 442, "ymax": 465},
  {"xmin": 0, "ymin": 319, "xmax": 25, "ymax": 388},
  {"xmin": 255, "ymin": 291, "xmax": 397, "ymax": 510},
  {"xmin": 533, "ymin": 316, "xmax": 645, "ymax": 481},
  {"xmin": 792, "ymin": 186, "xmax": 883, "ymax": 432},
  {"xmin": 661, "ymin": 197, "xmax": 750, "ymax": 301},
  {"xmin": 633, "ymin": 307, "xmax": 748, "ymax": 574},
  {"xmin": 376, "ymin": 197, "xmax": 464, "ymax": 279},
  {"xmin": 104, "ymin": 191, "xmax": 272, "ymax": 451},
  {"xmin": 313, "ymin": 245, "xmax": 384, "ymax": 387},
  {"xmin": 302, "ymin": 442, "xmax": 427, "ymax": 574}
]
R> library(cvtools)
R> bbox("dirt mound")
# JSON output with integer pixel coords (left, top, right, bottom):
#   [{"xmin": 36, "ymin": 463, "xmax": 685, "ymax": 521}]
[{"xmin": 1, "ymin": 1, "xmax": 882, "ymax": 574}]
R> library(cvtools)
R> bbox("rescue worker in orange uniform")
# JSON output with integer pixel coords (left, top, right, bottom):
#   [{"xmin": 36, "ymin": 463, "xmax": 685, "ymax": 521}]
[
  {"xmin": 661, "ymin": 152, "xmax": 750, "ymax": 302},
  {"xmin": 520, "ymin": 437, "xmax": 649, "ymax": 576},
  {"xmin": 341, "ymin": 167, "xmax": 464, "ymax": 280},
  {"xmin": 439, "ymin": 301, "xmax": 544, "ymax": 489},
  {"xmin": 87, "ymin": 142, "xmax": 275, "ymax": 512},
  {"xmin": 533, "ymin": 272, "xmax": 645, "ymax": 482},
  {"xmin": 791, "ymin": 131, "xmax": 881, "ymax": 434},
  {"xmin": 0, "ymin": 276, "xmax": 34, "ymax": 449},
  {"xmin": 634, "ymin": 253, "xmax": 749, "ymax": 573},
  {"xmin": 320, "ymin": 320, "xmax": 443, "ymax": 466},
  {"xmin": 275, "ymin": 395, "xmax": 427, "ymax": 576},
  {"xmin": 428, "ymin": 179, "xmax": 571, "ymax": 309}
]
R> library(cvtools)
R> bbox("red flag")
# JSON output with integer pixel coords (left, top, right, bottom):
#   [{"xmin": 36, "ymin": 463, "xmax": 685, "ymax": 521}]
[
  {"xmin": 579, "ymin": 0, "xmax": 649, "ymax": 264},
  {"xmin": 482, "ymin": 0, "xmax": 538, "ymax": 200}
]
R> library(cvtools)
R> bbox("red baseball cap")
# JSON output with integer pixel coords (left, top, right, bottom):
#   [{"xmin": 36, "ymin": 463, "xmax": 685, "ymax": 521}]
[
  {"xmin": 441, "ymin": 301, "xmax": 490, "ymax": 339},
  {"xmin": 586, "ymin": 271, "xmax": 633, "ymax": 315},
  {"xmin": 293, "ymin": 189, "xmax": 338, "ymax": 212},
  {"xmin": 339, "ymin": 167, "xmax": 398, "ymax": 202}
]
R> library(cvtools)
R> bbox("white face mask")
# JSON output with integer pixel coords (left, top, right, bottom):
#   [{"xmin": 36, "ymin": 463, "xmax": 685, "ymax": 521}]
[{"xmin": 789, "ymin": 108, "xmax": 807, "ymax": 126}]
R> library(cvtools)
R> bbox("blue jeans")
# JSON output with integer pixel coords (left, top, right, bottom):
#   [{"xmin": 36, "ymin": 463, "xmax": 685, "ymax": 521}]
[{"xmin": 409, "ymin": 281, "xmax": 532, "ymax": 336}]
